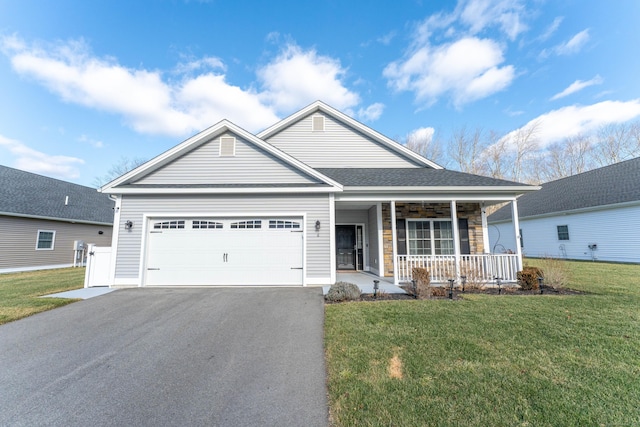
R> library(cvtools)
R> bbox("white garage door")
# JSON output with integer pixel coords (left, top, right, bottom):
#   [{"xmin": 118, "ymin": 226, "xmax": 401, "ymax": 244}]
[{"xmin": 144, "ymin": 218, "xmax": 304, "ymax": 286}]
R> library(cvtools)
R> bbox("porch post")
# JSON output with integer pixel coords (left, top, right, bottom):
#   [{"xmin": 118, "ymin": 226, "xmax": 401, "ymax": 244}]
[
  {"xmin": 450, "ymin": 200, "xmax": 461, "ymax": 280},
  {"xmin": 511, "ymin": 199, "xmax": 523, "ymax": 271},
  {"xmin": 480, "ymin": 202, "xmax": 490, "ymax": 254},
  {"xmin": 390, "ymin": 200, "xmax": 398, "ymax": 285}
]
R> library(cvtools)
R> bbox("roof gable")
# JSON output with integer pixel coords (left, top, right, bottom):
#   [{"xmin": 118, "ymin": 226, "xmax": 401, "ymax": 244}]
[
  {"xmin": 257, "ymin": 101, "xmax": 442, "ymax": 169},
  {"xmin": 489, "ymin": 157, "xmax": 640, "ymax": 222},
  {"xmin": 101, "ymin": 120, "xmax": 342, "ymax": 194},
  {"xmin": 0, "ymin": 165, "xmax": 114, "ymax": 224}
]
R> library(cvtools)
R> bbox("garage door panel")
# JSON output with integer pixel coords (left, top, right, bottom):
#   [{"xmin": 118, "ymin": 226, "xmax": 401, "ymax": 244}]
[{"xmin": 144, "ymin": 218, "xmax": 303, "ymax": 286}]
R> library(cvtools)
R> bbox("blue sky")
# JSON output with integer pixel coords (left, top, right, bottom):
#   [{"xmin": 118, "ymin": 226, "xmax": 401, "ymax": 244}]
[{"xmin": 1, "ymin": 0, "xmax": 639, "ymax": 185}]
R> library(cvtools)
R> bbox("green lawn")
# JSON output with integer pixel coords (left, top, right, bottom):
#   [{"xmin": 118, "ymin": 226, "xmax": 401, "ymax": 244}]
[
  {"xmin": 0, "ymin": 268, "xmax": 85, "ymax": 325},
  {"xmin": 325, "ymin": 260, "xmax": 640, "ymax": 426}
]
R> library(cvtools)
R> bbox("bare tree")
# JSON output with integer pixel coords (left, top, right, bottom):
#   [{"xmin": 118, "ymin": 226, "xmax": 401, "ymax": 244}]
[
  {"xmin": 593, "ymin": 122, "xmax": 640, "ymax": 166},
  {"xmin": 447, "ymin": 126, "xmax": 487, "ymax": 175},
  {"xmin": 404, "ymin": 129, "xmax": 447, "ymax": 166},
  {"xmin": 93, "ymin": 156, "xmax": 147, "ymax": 188},
  {"xmin": 540, "ymin": 134, "xmax": 594, "ymax": 182},
  {"xmin": 481, "ymin": 131, "xmax": 509, "ymax": 180},
  {"xmin": 505, "ymin": 120, "xmax": 541, "ymax": 183}
]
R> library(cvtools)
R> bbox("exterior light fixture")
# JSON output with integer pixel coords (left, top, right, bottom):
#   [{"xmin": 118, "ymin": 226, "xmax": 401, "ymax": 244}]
[
  {"xmin": 461, "ymin": 275, "xmax": 467, "ymax": 293},
  {"xmin": 448, "ymin": 278, "xmax": 455, "ymax": 299},
  {"xmin": 538, "ymin": 276, "xmax": 544, "ymax": 294},
  {"xmin": 124, "ymin": 220, "xmax": 133, "ymax": 230},
  {"xmin": 411, "ymin": 279, "xmax": 418, "ymax": 299},
  {"xmin": 373, "ymin": 280, "xmax": 379, "ymax": 299},
  {"xmin": 495, "ymin": 276, "xmax": 502, "ymax": 295},
  {"xmin": 315, "ymin": 220, "xmax": 321, "ymax": 231}
]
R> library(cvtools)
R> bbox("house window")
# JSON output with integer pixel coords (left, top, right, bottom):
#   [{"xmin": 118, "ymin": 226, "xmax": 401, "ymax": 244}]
[
  {"xmin": 312, "ymin": 115, "xmax": 325, "ymax": 131},
  {"xmin": 557, "ymin": 225, "xmax": 569, "ymax": 240},
  {"xmin": 230, "ymin": 220, "xmax": 261, "ymax": 229},
  {"xmin": 407, "ymin": 220, "xmax": 454, "ymax": 255},
  {"xmin": 36, "ymin": 230, "xmax": 55, "ymax": 250},
  {"xmin": 219, "ymin": 136, "xmax": 236, "ymax": 156}
]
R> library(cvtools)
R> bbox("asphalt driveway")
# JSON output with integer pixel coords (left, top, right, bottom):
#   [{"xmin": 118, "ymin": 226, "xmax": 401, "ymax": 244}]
[{"xmin": 0, "ymin": 287, "xmax": 328, "ymax": 426}]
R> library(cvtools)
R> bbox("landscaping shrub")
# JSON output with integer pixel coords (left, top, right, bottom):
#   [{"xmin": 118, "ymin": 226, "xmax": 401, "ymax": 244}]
[
  {"xmin": 430, "ymin": 285, "xmax": 447, "ymax": 297},
  {"xmin": 518, "ymin": 266, "xmax": 543, "ymax": 290},
  {"xmin": 538, "ymin": 256, "xmax": 569, "ymax": 289},
  {"xmin": 326, "ymin": 281, "xmax": 361, "ymax": 302},
  {"xmin": 412, "ymin": 267, "xmax": 431, "ymax": 299},
  {"xmin": 460, "ymin": 266, "xmax": 486, "ymax": 290}
]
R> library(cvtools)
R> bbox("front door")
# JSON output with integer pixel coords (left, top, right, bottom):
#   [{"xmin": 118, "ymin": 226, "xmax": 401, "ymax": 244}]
[{"xmin": 336, "ymin": 225, "xmax": 356, "ymax": 270}]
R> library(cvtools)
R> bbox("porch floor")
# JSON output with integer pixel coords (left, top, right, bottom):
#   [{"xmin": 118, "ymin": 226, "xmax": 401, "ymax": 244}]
[{"xmin": 323, "ymin": 272, "xmax": 407, "ymax": 295}]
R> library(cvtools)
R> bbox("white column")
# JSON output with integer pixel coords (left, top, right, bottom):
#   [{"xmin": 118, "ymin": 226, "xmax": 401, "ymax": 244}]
[
  {"xmin": 450, "ymin": 200, "xmax": 461, "ymax": 280},
  {"xmin": 329, "ymin": 194, "xmax": 336, "ymax": 285},
  {"xmin": 480, "ymin": 202, "xmax": 490, "ymax": 254},
  {"xmin": 511, "ymin": 199, "xmax": 523, "ymax": 271},
  {"xmin": 376, "ymin": 203, "xmax": 384, "ymax": 278},
  {"xmin": 108, "ymin": 195, "xmax": 121, "ymax": 288},
  {"xmin": 390, "ymin": 200, "xmax": 398, "ymax": 285}
]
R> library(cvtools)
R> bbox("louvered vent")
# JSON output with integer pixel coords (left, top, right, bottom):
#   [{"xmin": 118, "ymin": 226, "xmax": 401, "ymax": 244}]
[
  {"xmin": 219, "ymin": 137, "xmax": 236, "ymax": 156},
  {"xmin": 312, "ymin": 115, "xmax": 325, "ymax": 131}
]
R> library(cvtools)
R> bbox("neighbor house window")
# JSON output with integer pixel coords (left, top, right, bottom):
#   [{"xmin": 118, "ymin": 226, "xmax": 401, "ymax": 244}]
[
  {"xmin": 36, "ymin": 230, "xmax": 55, "ymax": 250},
  {"xmin": 407, "ymin": 220, "xmax": 454, "ymax": 255},
  {"xmin": 557, "ymin": 225, "xmax": 569, "ymax": 240},
  {"xmin": 519, "ymin": 228, "xmax": 524, "ymax": 248}
]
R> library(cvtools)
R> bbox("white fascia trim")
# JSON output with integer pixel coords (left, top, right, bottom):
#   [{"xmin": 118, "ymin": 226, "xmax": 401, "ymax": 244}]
[
  {"xmin": 336, "ymin": 194, "xmax": 519, "ymax": 203},
  {"xmin": 101, "ymin": 119, "xmax": 343, "ymax": 192},
  {"xmin": 488, "ymin": 200, "xmax": 640, "ymax": 224},
  {"xmin": 102, "ymin": 186, "xmax": 341, "ymax": 195},
  {"xmin": 257, "ymin": 101, "xmax": 442, "ymax": 169},
  {"xmin": 0, "ymin": 211, "xmax": 113, "ymax": 226},
  {"xmin": 343, "ymin": 185, "xmax": 539, "ymax": 193}
]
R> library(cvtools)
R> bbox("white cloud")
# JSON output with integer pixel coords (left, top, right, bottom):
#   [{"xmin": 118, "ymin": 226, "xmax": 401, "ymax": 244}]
[
  {"xmin": 78, "ymin": 134, "xmax": 104, "ymax": 148},
  {"xmin": 538, "ymin": 16, "xmax": 563, "ymax": 42},
  {"xmin": 407, "ymin": 127, "xmax": 435, "ymax": 143},
  {"xmin": 554, "ymin": 29, "xmax": 590, "ymax": 55},
  {"xmin": 377, "ymin": 31, "xmax": 396, "ymax": 46},
  {"xmin": 0, "ymin": 134, "xmax": 84, "ymax": 179},
  {"xmin": 1, "ymin": 36, "xmax": 371, "ymax": 135},
  {"xmin": 384, "ymin": 37, "xmax": 515, "ymax": 108},
  {"xmin": 458, "ymin": 0, "xmax": 528, "ymax": 40},
  {"xmin": 257, "ymin": 44, "xmax": 360, "ymax": 114},
  {"xmin": 550, "ymin": 75, "xmax": 603, "ymax": 100},
  {"xmin": 502, "ymin": 100, "xmax": 640, "ymax": 149},
  {"xmin": 357, "ymin": 103, "xmax": 385, "ymax": 122}
]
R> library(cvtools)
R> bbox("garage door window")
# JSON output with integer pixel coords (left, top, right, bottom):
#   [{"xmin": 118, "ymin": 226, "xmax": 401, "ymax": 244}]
[
  {"xmin": 192, "ymin": 220, "xmax": 223, "ymax": 229},
  {"xmin": 269, "ymin": 220, "xmax": 301, "ymax": 229},
  {"xmin": 230, "ymin": 220, "xmax": 261, "ymax": 229},
  {"xmin": 154, "ymin": 220, "xmax": 185, "ymax": 229}
]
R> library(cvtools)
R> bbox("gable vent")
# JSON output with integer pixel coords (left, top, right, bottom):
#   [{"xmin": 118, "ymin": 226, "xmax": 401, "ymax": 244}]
[
  {"xmin": 219, "ymin": 137, "xmax": 236, "ymax": 156},
  {"xmin": 312, "ymin": 115, "xmax": 325, "ymax": 132}
]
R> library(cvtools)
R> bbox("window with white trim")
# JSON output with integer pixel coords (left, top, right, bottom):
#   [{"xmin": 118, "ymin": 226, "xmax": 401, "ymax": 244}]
[
  {"xmin": 36, "ymin": 230, "xmax": 55, "ymax": 250},
  {"xmin": 192, "ymin": 220, "xmax": 223, "ymax": 229},
  {"xmin": 153, "ymin": 220, "xmax": 185, "ymax": 229},
  {"xmin": 230, "ymin": 220, "xmax": 261, "ymax": 229},
  {"xmin": 269, "ymin": 220, "xmax": 301, "ymax": 229},
  {"xmin": 557, "ymin": 225, "xmax": 569, "ymax": 240},
  {"xmin": 407, "ymin": 220, "xmax": 454, "ymax": 255}
]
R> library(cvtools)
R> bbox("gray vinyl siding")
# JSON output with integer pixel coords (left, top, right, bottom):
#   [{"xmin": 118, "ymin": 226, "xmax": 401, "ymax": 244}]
[
  {"xmin": 135, "ymin": 132, "xmax": 318, "ymax": 185},
  {"xmin": 335, "ymin": 209, "xmax": 368, "ymax": 224},
  {"xmin": 115, "ymin": 194, "xmax": 331, "ymax": 282},
  {"xmin": 368, "ymin": 205, "xmax": 380, "ymax": 273},
  {"xmin": 0, "ymin": 215, "xmax": 112, "ymax": 271},
  {"xmin": 264, "ymin": 112, "xmax": 422, "ymax": 168}
]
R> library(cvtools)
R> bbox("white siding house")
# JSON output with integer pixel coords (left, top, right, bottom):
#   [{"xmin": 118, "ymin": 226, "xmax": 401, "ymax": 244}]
[
  {"xmin": 489, "ymin": 158, "xmax": 640, "ymax": 263},
  {"xmin": 99, "ymin": 101, "xmax": 536, "ymax": 288}
]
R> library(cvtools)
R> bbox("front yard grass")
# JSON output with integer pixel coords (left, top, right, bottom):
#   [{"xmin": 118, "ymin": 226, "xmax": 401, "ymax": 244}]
[
  {"xmin": 0, "ymin": 268, "xmax": 85, "ymax": 325},
  {"xmin": 325, "ymin": 260, "xmax": 640, "ymax": 426}
]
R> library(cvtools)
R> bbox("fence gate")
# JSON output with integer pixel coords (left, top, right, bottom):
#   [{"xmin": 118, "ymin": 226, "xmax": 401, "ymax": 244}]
[{"xmin": 84, "ymin": 244, "xmax": 112, "ymax": 287}]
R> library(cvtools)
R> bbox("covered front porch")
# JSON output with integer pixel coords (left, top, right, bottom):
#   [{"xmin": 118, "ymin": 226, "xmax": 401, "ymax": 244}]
[{"xmin": 333, "ymin": 197, "xmax": 523, "ymax": 285}]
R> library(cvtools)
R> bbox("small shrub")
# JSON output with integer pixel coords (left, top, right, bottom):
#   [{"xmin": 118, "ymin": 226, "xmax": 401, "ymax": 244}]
[
  {"xmin": 518, "ymin": 266, "xmax": 543, "ymax": 290},
  {"xmin": 412, "ymin": 267, "xmax": 431, "ymax": 299},
  {"xmin": 538, "ymin": 257, "xmax": 569, "ymax": 289},
  {"xmin": 460, "ymin": 266, "xmax": 486, "ymax": 290},
  {"xmin": 326, "ymin": 281, "xmax": 361, "ymax": 302},
  {"xmin": 430, "ymin": 285, "xmax": 447, "ymax": 297}
]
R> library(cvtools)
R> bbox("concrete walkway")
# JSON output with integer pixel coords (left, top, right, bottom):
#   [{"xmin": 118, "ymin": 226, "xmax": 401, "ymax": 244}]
[
  {"xmin": 42, "ymin": 287, "xmax": 116, "ymax": 299},
  {"xmin": 324, "ymin": 271, "xmax": 407, "ymax": 295}
]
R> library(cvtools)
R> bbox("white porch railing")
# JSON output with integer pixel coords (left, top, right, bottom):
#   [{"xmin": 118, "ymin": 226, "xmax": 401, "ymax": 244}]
[{"xmin": 396, "ymin": 254, "xmax": 520, "ymax": 283}]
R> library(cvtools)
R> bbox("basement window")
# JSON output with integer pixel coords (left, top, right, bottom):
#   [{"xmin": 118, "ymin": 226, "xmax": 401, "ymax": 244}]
[
  {"xmin": 36, "ymin": 230, "xmax": 56, "ymax": 250},
  {"xmin": 312, "ymin": 115, "xmax": 325, "ymax": 132},
  {"xmin": 219, "ymin": 136, "xmax": 236, "ymax": 156}
]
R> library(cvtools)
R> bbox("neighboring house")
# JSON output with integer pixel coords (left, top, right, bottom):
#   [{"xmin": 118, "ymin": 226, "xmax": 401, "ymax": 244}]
[
  {"xmin": 488, "ymin": 157, "xmax": 640, "ymax": 263},
  {"xmin": 0, "ymin": 165, "xmax": 114, "ymax": 273},
  {"xmin": 99, "ymin": 101, "xmax": 536, "ymax": 287}
]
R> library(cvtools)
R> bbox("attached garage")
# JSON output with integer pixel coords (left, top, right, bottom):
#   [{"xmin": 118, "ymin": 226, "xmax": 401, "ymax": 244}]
[{"xmin": 144, "ymin": 217, "xmax": 304, "ymax": 286}]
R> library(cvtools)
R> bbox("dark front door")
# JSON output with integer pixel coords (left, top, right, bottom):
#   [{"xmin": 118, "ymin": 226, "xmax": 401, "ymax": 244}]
[{"xmin": 336, "ymin": 225, "xmax": 356, "ymax": 270}]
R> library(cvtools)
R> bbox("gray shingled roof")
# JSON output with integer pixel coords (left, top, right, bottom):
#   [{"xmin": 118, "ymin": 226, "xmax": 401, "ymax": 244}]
[
  {"xmin": 0, "ymin": 165, "xmax": 114, "ymax": 224},
  {"xmin": 489, "ymin": 157, "xmax": 640, "ymax": 222},
  {"xmin": 316, "ymin": 168, "xmax": 530, "ymax": 187}
]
